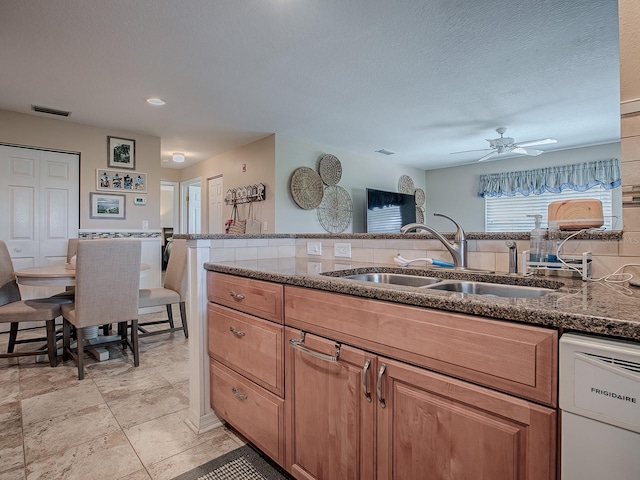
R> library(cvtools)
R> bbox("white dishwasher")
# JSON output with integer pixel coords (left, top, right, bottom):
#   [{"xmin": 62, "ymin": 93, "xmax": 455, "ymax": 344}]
[{"xmin": 559, "ymin": 333, "xmax": 640, "ymax": 480}]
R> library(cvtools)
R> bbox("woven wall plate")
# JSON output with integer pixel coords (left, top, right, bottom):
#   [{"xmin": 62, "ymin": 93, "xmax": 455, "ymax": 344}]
[
  {"xmin": 290, "ymin": 167, "xmax": 324, "ymax": 210},
  {"xmin": 318, "ymin": 154, "xmax": 342, "ymax": 186},
  {"xmin": 416, "ymin": 206, "xmax": 425, "ymax": 223},
  {"xmin": 414, "ymin": 188, "xmax": 426, "ymax": 205},
  {"xmin": 398, "ymin": 175, "xmax": 415, "ymax": 194},
  {"xmin": 317, "ymin": 185, "xmax": 352, "ymax": 233}
]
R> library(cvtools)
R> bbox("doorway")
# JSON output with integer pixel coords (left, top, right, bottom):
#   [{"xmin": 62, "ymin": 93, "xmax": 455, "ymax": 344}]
[{"xmin": 181, "ymin": 178, "xmax": 201, "ymax": 234}]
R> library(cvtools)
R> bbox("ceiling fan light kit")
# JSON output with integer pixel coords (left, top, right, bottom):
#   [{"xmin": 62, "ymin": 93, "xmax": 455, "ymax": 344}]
[{"xmin": 452, "ymin": 127, "xmax": 558, "ymax": 162}]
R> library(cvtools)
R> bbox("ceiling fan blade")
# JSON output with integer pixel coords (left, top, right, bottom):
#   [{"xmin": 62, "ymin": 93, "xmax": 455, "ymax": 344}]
[
  {"xmin": 477, "ymin": 150, "xmax": 498, "ymax": 162},
  {"xmin": 515, "ymin": 138, "xmax": 557, "ymax": 148},
  {"xmin": 511, "ymin": 147, "xmax": 543, "ymax": 156},
  {"xmin": 450, "ymin": 148, "xmax": 493, "ymax": 154}
]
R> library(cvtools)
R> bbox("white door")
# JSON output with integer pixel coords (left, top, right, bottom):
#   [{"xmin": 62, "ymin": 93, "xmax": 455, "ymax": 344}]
[
  {"xmin": 188, "ymin": 184, "xmax": 201, "ymax": 234},
  {"xmin": 0, "ymin": 146, "xmax": 79, "ymax": 269},
  {"xmin": 208, "ymin": 176, "xmax": 224, "ymax": 234}
]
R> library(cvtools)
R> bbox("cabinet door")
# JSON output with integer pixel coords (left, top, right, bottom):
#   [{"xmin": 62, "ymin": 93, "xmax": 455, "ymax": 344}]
[
  {"xmin": 285, "ymin": 328, "xmax": 376, "ymax": 480},
  {"xmin": 376, "ymin": 358, "xmax": 556, "ymax": 480}
]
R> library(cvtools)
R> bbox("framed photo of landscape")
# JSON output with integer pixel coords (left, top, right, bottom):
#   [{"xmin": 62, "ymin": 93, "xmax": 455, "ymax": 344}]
[
  {"xmin": 97, "ymin": 168, "xmax": 147, "ymax": 193},
  {"xmin": 89, "ymin": 192, "xmax": 126, "ymax": 219},
  {"xmin": 107, "ymin": 136, "xmax": 136, "ymax": 169}
]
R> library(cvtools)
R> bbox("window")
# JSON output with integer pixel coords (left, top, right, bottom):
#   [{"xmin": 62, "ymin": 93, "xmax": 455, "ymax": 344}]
[{"xmin": 485, "ymin": 186, "xmax": 614, "ymax": 232}]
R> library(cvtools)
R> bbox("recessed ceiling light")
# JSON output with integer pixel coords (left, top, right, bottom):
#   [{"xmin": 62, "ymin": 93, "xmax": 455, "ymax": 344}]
[
  {"xmin": 146, "ymin": 98, "xmax": 166, "ymax": 106},
  {"xmin": 172, "ymin": 153, "xmax": 185, "ymax": 163}
]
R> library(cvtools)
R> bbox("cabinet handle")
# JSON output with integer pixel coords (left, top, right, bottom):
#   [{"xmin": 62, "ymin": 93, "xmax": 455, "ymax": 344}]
[
  {"xmin": 376, "ymin": 363, "xmax": 387, "ymax": 409},
  {"xmin": 362, "ymin": 358, "xmax": 372, "ymax": 403},
  {"xmin": 289, "ymin": 333, "xmax": 340, "ymax": 363},
  {"xmin": 229, "ymin": 291, "xmax": 246, "ymax": 300},
  {"xmin": 229, "ymin": 326, "xmax": 246, "ymax": 337},
  {"xmin": 231, "ymin": 387, "xmax": 247, "ymax": 400}
]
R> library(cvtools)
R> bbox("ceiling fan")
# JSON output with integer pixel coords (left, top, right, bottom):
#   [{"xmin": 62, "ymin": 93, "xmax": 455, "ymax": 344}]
[{"xmin": 451, "ymin": 127, "xmax": 558, "ymax": 162}]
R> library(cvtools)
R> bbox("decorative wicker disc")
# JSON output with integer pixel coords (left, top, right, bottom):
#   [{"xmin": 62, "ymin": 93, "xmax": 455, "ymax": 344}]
[
  {"xmin": 416, "ymin": 206, "xmax": 425, "ymax": 223},
  {"xmin": 290, "ymin": 167, "xmax": 324, "ymax": 210},
  {"xmin": 414, "ymin": 188, "xmax": 426, "ymax": 206},
  {"xmin": 318, "ymin": 154, "xmax": 342, "ymax": 186},
  {"xmin": 398, "ymin": 175, "xmax": 415, "ymax": 194},
  {"xmin": 317, "ymin": 185, "xmax": 352, "ymax": 233}
]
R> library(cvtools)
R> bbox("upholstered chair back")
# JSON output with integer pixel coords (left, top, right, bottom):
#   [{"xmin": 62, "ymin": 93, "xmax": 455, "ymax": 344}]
[
  {"xmin": 0, "ymin": 241, "xmax": 22, "ymax": 306},
  {"xmin": 163, "ymin": 239, "xmax": 188, "ymax": 299},
  {"xmin": 73, "ymin": 239, "xmax": 141, "ymax": 328}
]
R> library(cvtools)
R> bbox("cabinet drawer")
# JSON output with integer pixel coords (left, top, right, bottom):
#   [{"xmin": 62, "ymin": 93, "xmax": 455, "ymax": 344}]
[
  {"xmin": 207, "ymin": 272, "xmax": 283, "ymax": 323},
  {"xmin": 285, "ymin": 285, "xmax": 557, "ymax": 406},
  {"xmin": 208, "ymin": 303, "xmax": 284, "ymax": 396},
  {"xmin": 210, "ymin": 360, "xmax": 285, "ymax": 466}
]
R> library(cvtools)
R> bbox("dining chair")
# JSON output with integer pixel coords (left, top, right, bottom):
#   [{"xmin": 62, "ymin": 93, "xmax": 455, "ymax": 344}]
[
  {"xmin": 62, "ymin": 239, "xmax": 142, "ymax": 380},
  {"xmin": 0, "ymin": 240, "xmax": 61, "ymax": 367},
  {"xmin": 138, "ymin": 238, "xmax": 189, "ymax": 338}
]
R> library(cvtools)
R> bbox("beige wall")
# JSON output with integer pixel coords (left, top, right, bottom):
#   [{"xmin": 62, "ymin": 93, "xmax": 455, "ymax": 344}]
[
  {"xmin": 620, "ymin": 0, "xmax": 640, "ymax": 102},
  {"xmin": 178, "ymin": 135, "xmax": 276, "ymax": 233},
  {"xmin": 161, "ymin": 167, "xmax": 181, "ymax": 183},
  {"xmin": 620, "ymin": 0, "xmax": 640, "ymax": 262},
  {"xmin": 0, "ymin": 109, "xmax": 161, "ymax": 230}
]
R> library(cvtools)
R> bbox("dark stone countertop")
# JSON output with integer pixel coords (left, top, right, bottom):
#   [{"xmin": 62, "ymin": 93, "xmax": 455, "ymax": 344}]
[
  {"xmin": 204, "ymin": 258, "xmax": 640, "ymax": 342},
  {"xmin": 178, "ymin": 230, "xmax": 622, "ymax": 241}
]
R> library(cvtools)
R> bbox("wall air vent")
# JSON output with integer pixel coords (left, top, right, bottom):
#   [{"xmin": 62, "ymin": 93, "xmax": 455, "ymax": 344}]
[
  {"xmin": 376, "ymin": 149, "xmax": 395, "ymax": 155},
  {"xmin": 31, "ymin": 104, "xmax": 71, "ymax": 117}
]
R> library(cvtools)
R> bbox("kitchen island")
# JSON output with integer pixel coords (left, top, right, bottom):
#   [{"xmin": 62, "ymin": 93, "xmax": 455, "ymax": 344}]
[{"xmin": 178, "ymin": 233, "xmax": 639, "ymax": 479}]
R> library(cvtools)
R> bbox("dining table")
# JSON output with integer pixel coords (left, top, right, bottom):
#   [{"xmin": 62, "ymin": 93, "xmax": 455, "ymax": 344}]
[{"xmin": 14, "ymin": 262, "xmax": 150, "ymax": 362}]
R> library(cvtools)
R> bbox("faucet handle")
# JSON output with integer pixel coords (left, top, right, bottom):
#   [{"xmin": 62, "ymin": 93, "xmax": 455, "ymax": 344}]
[{"xmin": 433, "ymin": 213, "xmax": 466, "ymax": 241}]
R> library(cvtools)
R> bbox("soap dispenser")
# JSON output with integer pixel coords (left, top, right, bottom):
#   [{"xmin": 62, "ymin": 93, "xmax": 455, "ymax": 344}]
[{"xmin": 527, "ymin": 214, "xmax": 547, "ymax": 262}]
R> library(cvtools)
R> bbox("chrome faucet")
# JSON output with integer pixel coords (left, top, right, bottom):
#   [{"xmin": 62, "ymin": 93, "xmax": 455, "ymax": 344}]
[
  {"xmin": 400, "ymin": 213, "xmax": 468, "ymax": 268},
  {"xmin": 505, "ymin": 240, "xmax": 518, "ymax": 274}
]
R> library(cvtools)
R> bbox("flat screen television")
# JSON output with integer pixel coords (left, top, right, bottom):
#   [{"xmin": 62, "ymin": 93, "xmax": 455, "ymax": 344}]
[{"xmin": 365, "ymin": 188, "xmax": 416, "ymax": 233}]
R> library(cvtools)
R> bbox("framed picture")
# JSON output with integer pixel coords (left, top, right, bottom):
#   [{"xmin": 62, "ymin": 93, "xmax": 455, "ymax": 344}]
[
  {"xmin": 89, "ymin": 192, "xmax": 126, "ymax": 219},
  {"xmin": 108, "ymin": 136, "xmax": 136, "ymax": 169},
  {"xmin": 97, "ymin": 168, "xmax": 147, "ymax": 193}
]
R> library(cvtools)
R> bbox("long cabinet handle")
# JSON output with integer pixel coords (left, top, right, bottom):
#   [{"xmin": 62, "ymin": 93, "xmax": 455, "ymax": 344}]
[
  {"xmin": 362, "ymin": 359, "xmax": 372, "ymax": 402},
  {"xmin": 229, "ymin": 326, "xmax": 246, "ymax": 337},
  {"xmin": 289, "ymin": 333, "xmax": 340, "ymax": 363},
  {"xmin": 229, "ymin": 291, "xmax": 246, "ymax": 300},
  {"xmin": 376, "ymin": 363, "xmax": 387, "ymax": 408},
  {"xmin": 231, "ymin": 387, "xmax": 247, "ymax": 400}
]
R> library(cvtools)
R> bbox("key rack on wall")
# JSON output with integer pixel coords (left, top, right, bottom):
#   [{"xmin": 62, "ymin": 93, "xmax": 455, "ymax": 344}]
[{"xmin": 225, "ymin": 183, "xmax": 266, "ymax": 205}]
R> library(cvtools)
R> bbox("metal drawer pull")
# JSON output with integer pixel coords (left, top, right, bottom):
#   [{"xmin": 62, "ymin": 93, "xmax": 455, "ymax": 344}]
[
  {"xmin": 362, "ymin": 359, "xmax": 372, "ymax": 402},
  {"xmin": 377, "ymin": 363, "xmax": 387, "ymax": 408},
  {"xmin": 289, "ymin": 332, "xmax": 340, "ymax": 363},
  {"xmin": 229, "ymin": 291, "xmax": 246, "ymax": 300},
  {"xmin": 231, "ymin": 387, "xmax": 247, "ymax": 400},
  {"xmin": 229, "ymin": 326, "xmax": 246, "ymax": 337}
]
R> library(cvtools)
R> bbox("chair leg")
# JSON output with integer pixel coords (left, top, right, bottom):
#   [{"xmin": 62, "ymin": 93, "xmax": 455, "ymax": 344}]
[
  {"xmin": 166, "ymin": 304, "xmax": 175, "ymax": 328},
  {"xmin": 179, "ymin": 301, "xmax": 188, "ymax": 338},
  {"xmin": 62, "ymin": 320, "xmax": 71, "ymax": 361},
  {"xmin": 131, "ymin": 320, "xmax": 139, "ymax": 367},
  {"xmin": 7, "ymin": 322, "xmax": 18, "ymax": 353},
  {"xmin": 76, "ymin": 327, "xmax": 85, "ymax": 380},
  {"xmin": 102, "ymin": 324, "xmax": 110, "ymax": 336},
  {"xmin": 120, "ymin": 322, "xmax": 128, "ymax": 349},
  {"xmin": 45, "ymin": 320, "xmax": 57, "ymax": 367}
]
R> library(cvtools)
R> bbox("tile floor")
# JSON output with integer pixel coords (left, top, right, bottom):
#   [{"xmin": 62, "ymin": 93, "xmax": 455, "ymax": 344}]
[{"xmin": 0, "ymin": 308, "xmax": 243, "ymax": 480}]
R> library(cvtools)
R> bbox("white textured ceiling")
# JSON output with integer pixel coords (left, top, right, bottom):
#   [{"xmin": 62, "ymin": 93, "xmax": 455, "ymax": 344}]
[{"xmin": 0, "ymin": 0, "xmax": 620, "ymax": 170}]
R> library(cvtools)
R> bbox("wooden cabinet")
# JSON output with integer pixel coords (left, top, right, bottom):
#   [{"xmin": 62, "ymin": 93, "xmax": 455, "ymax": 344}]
[
  {"xmin": 207, "ymin": 272, "xmax": 285, "ymax": 466},
  {"xmin": 208, "ymin": 273, "xmax": 558, "ymax": 479},
  {"xmin": 377, "ymin": 358, "xmax": 556, "ymax": 480},
  {"xmin": 285, "ymin": 328, "xmax": 376, "ymax": 480}
]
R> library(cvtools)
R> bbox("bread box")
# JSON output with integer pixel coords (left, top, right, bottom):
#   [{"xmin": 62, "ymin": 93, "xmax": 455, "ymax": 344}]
[{"xmin": 548, "ymin": 199, "xmax": 603, "ymax": 230}]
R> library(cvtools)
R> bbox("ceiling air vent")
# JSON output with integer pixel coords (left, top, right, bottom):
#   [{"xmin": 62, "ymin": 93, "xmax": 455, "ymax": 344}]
[
  {"xmin": 31, "ymin": 104, "xmax": 71, "ymax": 117},
  {"xmin": 376, "ymin": 149, "xmax": 395, "ymax": 155}
]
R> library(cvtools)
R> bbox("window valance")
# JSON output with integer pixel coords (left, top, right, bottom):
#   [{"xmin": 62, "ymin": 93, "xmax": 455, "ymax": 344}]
[{"xmin": 477, "ymin": 159, "xmax": 621, "ymax": 198}]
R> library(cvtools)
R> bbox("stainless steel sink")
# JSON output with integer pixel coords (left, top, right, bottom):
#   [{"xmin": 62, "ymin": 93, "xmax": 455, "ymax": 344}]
[
  {"xmin": 421, "ymin": 281, "xmax": 554, "ymax": 298},
  {"xmin": 342, "ymin": 273, "xmax": 442, "ymax": 287}
]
